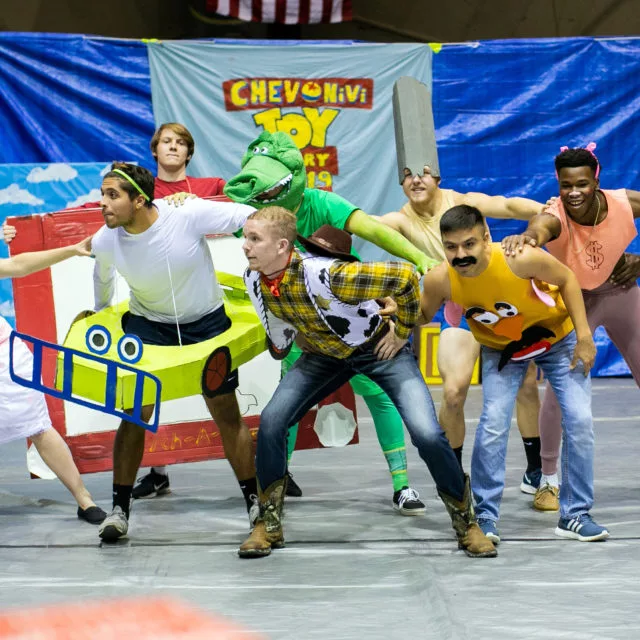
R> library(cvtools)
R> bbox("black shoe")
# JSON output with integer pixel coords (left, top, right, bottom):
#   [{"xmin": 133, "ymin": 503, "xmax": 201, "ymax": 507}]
[
  {"xmin": 132, "ymin": 469, "xmax": 170, "ymax": 499},
  {"xmin": 77, "ymin": 505, "xmax": 107, "ymax": 524},
  {"xmin": 285, "ymin": 471, "xmax": 302, "ymax": 497},
  {"xmin": 392, "ymin": 486, "xmax": 426, "ymax": 516}
]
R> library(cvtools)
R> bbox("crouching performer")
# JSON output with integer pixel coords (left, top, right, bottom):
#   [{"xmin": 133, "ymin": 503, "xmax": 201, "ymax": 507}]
[
  {"xmin": 421, "ymin": 205, "xmax": 607, "ymax": 543},
  {"xmin": 238, "ymin": 206, "xmax": 497, "ymax": 559}
]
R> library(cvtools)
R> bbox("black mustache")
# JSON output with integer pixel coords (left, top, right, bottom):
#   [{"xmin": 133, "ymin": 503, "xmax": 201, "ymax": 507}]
[{"xmin": 452, "ymin": 256, "xmax": 477, "ymax": 267}]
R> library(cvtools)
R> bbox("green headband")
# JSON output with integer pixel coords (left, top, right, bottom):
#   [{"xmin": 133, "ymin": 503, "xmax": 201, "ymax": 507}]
[{"xmin": 111, "ymin": 169, "xmax": 151, "ymax": 202}]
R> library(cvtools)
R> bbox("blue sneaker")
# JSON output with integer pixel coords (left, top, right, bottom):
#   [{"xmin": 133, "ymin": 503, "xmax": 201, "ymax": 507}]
[
  {"xmin": 477, "ymin": 518, "xmax": 500, "ymax": 545},
  {"xmin": 555, "ymin": 514, "xmax": 609, "ymax": 542},
  {"xmin": 520, "ymin": 468, "xmax": 542, "ymax": 495}
]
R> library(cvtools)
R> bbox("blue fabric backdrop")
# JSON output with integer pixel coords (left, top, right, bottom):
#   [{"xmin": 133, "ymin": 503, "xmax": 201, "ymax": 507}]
[{"xmin": 1, "ymin": 33, "xmax": 639, "ymax": 375}]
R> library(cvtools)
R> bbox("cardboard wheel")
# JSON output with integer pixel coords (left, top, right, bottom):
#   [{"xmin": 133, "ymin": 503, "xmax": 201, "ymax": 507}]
[{"xmin": 201, "ymin": 346, "xmax": 231, "ymax": 397}]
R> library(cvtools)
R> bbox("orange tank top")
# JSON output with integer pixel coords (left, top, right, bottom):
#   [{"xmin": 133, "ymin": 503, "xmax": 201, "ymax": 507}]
[{"xmin": 546, "ymin": 189, "xmax": 636, "ymax": 290}]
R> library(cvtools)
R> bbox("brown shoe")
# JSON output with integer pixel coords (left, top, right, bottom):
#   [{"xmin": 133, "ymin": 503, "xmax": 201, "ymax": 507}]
[
  {"xmin": 459, "ymin": 523, "xmax": 497, "ymax": 558},
  {"xmin": 438, "ymin": 474, "xmax": 498, "ymax": 558},
  {"xmin": 238, "ymin": 477, "xmax": 286, "ymax": 559},
  {"xmin": 533, "ymin": 483, "xmax": 560, "ymax": 512},
  {"xmin": 238, "ymin": 521, "xmax": 284, "ymax": 558}
]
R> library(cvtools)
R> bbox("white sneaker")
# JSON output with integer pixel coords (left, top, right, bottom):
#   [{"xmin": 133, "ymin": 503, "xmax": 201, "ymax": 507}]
[{"xmin": 98, "ymin": 506, "xmax": 129, "ymax": 541}]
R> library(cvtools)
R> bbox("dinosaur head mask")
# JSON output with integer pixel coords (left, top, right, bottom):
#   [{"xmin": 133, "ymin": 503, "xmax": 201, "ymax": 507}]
[{"xmin": 224, "ymin": 131, "xmax": 307, "ymax": 211}]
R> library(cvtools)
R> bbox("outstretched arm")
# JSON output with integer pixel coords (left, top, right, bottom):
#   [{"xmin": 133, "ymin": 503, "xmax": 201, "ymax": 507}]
[
  {"xmin": 345, "ymin": 209, "xmax": 438, "ymax": 274},
  {"xmin": 462, "ymin": 192, "xmax": 544, "ymax": 221},
  {"xmin": 501, "ymin": 213, "xmax": 562, "ymax": 256},
  {"xmin": 0, "ymin": 237, "xmax": 92, "ymax": 279},
  {"xmin": 507, "ymin": 246, "xmax": 595, "ymax": 374}
]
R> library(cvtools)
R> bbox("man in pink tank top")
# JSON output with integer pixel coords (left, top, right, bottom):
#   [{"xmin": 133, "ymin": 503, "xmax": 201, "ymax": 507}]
[{"xmin": 502, "ymin": 145, "xmax": 640, "ymax": 511}]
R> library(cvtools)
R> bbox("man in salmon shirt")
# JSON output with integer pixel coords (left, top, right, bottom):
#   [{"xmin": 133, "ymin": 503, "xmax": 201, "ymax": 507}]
[
  {"xmin": 502, "ymin": 144, "xmax": 640, "ymax": 512},
  {"xmin": 421, "ymin": 204, "xmax": 608, "ymax": 544}
]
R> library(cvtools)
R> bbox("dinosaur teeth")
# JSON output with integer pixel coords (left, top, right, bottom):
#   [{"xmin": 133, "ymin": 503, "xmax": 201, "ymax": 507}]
[{"xmin": 254, "ymin": 173, "xmax": 294, "ymax": 201}]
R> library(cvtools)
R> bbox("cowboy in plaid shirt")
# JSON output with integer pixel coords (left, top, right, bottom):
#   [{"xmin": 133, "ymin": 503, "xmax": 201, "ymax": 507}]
[{"xmin": 238, "ymin": 205, "xmax": 497, "ymax": 560}]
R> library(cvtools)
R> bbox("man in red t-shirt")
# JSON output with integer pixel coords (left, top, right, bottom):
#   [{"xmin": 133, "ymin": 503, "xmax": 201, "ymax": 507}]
[{"xmin": 150, "ymin": 122, "xmax": 226, "ymax": 199}]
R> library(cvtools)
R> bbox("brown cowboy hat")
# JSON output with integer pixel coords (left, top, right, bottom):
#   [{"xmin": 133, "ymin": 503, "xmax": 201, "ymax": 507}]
[{"xmin": 297, "ymin": 225, "xmax": 359, "ymax": 262}]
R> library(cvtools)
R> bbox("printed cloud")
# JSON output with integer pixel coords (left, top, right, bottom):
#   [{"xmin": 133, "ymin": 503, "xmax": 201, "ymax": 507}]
[
  {"xmin": 0, "ymin": 184, "xmax": 45, "ymax": 206},
  {"xmin": 0, "ymin": 300, "xmax": 15, "ymax": 318},
  {"xmin": 27, "ymin": 164, "xmax": 78, "ymax": 183},
  {"xmin": 65, "ymin": 189, "xmax": 102, "ymax": 208}
]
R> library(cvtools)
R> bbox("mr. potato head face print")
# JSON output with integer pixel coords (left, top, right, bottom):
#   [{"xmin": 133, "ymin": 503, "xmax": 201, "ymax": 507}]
[{"xmin": 465, "ymin": 301, "xmax": 556, "ymax": 371}]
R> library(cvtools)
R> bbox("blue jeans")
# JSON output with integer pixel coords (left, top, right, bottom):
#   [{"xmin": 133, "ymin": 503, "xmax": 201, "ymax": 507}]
[
  {"xmin": 471, "ymin": 331, "xmax": 594, "ymax": 521},
  {"xmin": 257, "ymin": 344, "xmax": 465, "ymax": 499}
]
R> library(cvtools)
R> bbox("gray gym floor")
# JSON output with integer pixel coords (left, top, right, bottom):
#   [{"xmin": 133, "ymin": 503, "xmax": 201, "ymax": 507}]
[{"xmin": 0, "ymin": 379, "xmax": 638, "ymax": 639}]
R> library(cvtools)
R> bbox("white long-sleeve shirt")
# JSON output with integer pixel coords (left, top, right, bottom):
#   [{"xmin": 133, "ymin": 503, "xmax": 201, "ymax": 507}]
[{"xmin": 92, "ymin": 198, "xmax": 254, "ymax": 323}]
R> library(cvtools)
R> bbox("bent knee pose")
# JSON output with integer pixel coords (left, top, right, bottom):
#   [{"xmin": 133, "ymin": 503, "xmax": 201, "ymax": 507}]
[
  {"xmin": 502, "ymin": 144, "xmax": 640, "ymax": 512},
  {"xmin": 225, "ymin": 132, "xmax": 443, "ymax": 512},
  {"xmin": 0, "ymin": 238, "xmax": 106, "ymax": 524},
  {"xmin": 2, "ymin": 123, "xmax": 228, "ymax": 501},
  {"xmin": 90, "ymin": 162, "xmax": 257, "ymax": 542},
  {"xmin": 237, "ymin": 208, "xmax": 496, "ymax": 559},
  {"xmin": 379, "ymin": 164, "xmax": 544, "ymax": 489},
  {"xmin": 422, "ymin": 204, "xmax": 608, "ymax": 544}
]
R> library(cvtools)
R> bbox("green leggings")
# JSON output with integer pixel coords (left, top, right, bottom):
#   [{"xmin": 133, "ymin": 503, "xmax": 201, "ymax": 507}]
[{"xmin": 284, "ymin": 344, "xmax": 410, "ymax": 491}]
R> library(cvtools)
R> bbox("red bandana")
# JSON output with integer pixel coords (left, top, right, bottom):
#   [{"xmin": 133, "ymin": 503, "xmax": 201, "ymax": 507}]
[{"xmin": 261, "ymin": 252, "xmax": 293, "ymax": 297}]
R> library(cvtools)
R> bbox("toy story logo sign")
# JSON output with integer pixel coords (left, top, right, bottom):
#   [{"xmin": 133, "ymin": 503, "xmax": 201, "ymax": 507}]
[{"xmin": 222, "ymin": 77, "xmax": 373, "ymax": 191}]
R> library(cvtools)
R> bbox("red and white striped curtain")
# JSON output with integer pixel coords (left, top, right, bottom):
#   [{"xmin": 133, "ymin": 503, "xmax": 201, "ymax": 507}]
[{"xmin": 205, "ymin": 0, "xmax": 352, "ymax": 24}]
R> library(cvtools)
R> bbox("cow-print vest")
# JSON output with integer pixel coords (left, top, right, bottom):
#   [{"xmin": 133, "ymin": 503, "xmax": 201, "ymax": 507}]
[{"xmin": 244, "ymin": 255, "xmax": 382, "ymax": 353}]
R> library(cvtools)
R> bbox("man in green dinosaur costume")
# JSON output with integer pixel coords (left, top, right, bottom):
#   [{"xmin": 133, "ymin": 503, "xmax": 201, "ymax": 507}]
[{"xmin": 225, "ymin": 131, "xmax": 437, "ymax": 514}]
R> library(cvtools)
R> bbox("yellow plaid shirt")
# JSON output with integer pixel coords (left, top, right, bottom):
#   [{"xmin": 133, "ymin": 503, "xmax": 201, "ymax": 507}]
[{"xmin": 261, "ymin": 251, "xmax": 420, "ymax": 359}]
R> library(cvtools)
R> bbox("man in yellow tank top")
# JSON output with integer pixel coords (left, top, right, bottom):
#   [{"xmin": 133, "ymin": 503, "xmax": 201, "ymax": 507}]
[
  {"xmin": 421, "ymin": 204, "xmax": 609, "ymax": 543},
  {"xmin": 379, "ymin": 166, "xmax": 550, "ymax": 503}
]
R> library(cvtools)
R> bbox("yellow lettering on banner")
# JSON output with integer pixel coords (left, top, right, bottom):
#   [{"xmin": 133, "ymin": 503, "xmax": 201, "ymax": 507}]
[
  {"xmin": 316, "ymin": 153, "xmax": 330, "ymax": 168},
  {"xmin": 253, "ymin": 108, "xmax": 281, "ymax": 133},
  {"xmin": 303, "ymin": 108, "xmax": 339, "ymax": 147},
  {"xmin": 195, "ymin": 427, "xmax": 211, "ymax": 447},
  {"xmin": 303, "ymin": 153, "xmax": 316, "ymax": 167},
  {"xmin": 345, "ymin": 84, "xmax": 360, "ymax": 103},
  {"xmin": 277, "ymin": 113, "xmax": 312, "ymax": 148},
  {"xmin": 171, "ymin": 432, "xmax": 182, "ymax": 450},
  {"xmin": 307, "ymin": 171, "xmax": 333, "ymax": 189},
  {"xmin": 323, "ymin": 83, "xmax": 338, "ymax": 104},
  {"xmin": 250, "ymin": 80, "xmax": 267, "ymax": 105},
  {"xmin": 284, "ymin": 80, "xmax": 300, "ymax": 103},
  {"xmin": 230, "ymin": 81, "xmax": 248, "ymax": 107},
  {"xmin": 268, "ymin": 80, "xmax": 283, "ymax": 104}
]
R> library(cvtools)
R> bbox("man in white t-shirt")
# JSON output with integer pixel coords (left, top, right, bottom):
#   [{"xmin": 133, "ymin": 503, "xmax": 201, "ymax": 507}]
[{"xmin": 93, "ymin": 162, "xmax": 256, "ymax": 542}]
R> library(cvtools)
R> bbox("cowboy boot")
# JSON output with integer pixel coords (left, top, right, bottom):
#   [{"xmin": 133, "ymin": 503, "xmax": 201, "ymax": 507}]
[
  {"xmin": 438, "ymin": 475, "xmax": 497, "ymax": 558},
  {"xmin": 238, "ymin": 476, "xmax": 287, "ymax": 558}
]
